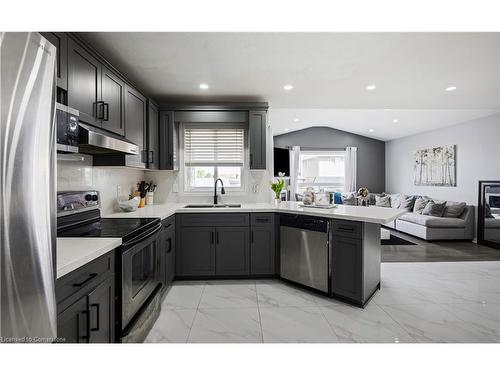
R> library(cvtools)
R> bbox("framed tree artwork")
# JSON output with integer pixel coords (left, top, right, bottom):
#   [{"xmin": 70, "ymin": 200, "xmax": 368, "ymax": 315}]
[{"xmin": 414, "ymin": 145, "xmax": 456, "ymax": 186}]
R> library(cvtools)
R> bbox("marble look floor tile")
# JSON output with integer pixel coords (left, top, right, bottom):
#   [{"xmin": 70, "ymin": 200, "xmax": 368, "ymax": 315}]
[
  {"xmin": 188, "ymin": 308, "xmax": 262, "ymax": 343},
  {"xmin": 381, "ymin": 303, "xmax": 490, "ymax": 343},
  {"xmin": 256, "ymin": 283, "xmax": 318, "ymax": 308},
  {"xmin": 372, "ymin": 286, "xmax": 432, "ymax": 305},
  {"xmin": 145, "ymin": 309, "xmax": 196, "ymax": 343},
  {"xmin": 440, "ymin": 303, "xmax": 500, "ymax": 342},
  {"xmin": 199, "ymin": 283, "xmax": 258, "ymax": 309},
  {"xmin": 163, "ymin": 284, "xmax": 205, "ymax": 310},
  {"xmin": 259, "ymin": 306, "xmax": 339, "ymax": 343},
  {"xmin": 320, "ymin": 302, "xmax": 415, "ymax": 343}
]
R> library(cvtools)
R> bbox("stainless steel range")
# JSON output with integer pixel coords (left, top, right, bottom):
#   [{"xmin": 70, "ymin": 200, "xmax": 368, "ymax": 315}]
[{"xmin": 57, "ymin": 190, "xmax": 163, "ymax": 342}]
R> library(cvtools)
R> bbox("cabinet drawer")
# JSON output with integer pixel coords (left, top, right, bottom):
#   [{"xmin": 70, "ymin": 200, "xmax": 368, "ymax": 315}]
[
  {"xmin": 251, "ymin": 213, "xmax": 275, "ymax": 227},
  {"xmin": 161, "ymin": 214, "xmax": 175, "ymax": 231},
  {"xmin": 332, "ymin": 219, "xmax": 363, "ymax": 239},
  {"xmin": 56, "ymin": 251, "xmax": 115, "ymax": 305},
  {"xmin": 180, "ymin": 213, "xmax": 249, "ymax": 227}
]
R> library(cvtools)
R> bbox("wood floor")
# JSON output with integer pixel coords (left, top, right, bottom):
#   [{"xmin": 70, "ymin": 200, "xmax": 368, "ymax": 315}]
[{"xmin": 382, "ymin": 229, "xmax": 500, "ymax": 262}]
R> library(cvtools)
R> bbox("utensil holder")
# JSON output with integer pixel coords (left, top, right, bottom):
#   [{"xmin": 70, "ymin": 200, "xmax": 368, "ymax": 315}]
[{"xmin": 146, "ymin": 192, "xmax": 154, "ymax": 205}]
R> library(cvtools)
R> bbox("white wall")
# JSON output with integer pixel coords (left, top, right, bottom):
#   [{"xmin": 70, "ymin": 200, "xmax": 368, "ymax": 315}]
[
  {"xmin": 385, "ymin": 114, "xmax": 500, "ymax": 205},
  {"xmin": 57, "ymin": 154, "xmax": 144, "ymax": 215}
]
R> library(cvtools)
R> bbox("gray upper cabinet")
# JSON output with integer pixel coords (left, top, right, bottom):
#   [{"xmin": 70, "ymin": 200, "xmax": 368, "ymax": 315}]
[
  {"xmin": 215, "ymin": 226, "xmax": 250, "ymax": 275},
  {"xmin": 159, "ymin": 110, "xmax": 178, "ymax": 170},
  {"xmin": 124, "ymin": 84, "xmax": 147, "ymax": 168},
  {"xmin": 101, "ymin": 66, "xmax": 125, "ymax": 136},
  {"xmin": 41, "ymin": 32, "xmax": 68, "ymax": 91},
  {"xmin": 147, "ymin": 101, "xmax": 159, "ymax": 170},
  {"xmin": 67, "ymin": 38, "xmax": 102, "ymax": 127},
  {"xmin": 249, "ymin": 110, "xmax": 267, "ymax": 169}
]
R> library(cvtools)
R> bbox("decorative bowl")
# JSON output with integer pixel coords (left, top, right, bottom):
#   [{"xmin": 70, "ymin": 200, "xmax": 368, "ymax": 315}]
[{"xmin": 118, "ymin": 196, "xmax": 140, "ymax": 212}]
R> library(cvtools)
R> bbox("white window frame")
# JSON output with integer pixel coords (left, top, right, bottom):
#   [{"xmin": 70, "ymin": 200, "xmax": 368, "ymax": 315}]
[
  {"xmin": 180, "ymin": 123, "xmax": 248, "ymax": 194},
  {"xmin": 297, "ymin": 149, "xmax": 346, "ymax": 193}
]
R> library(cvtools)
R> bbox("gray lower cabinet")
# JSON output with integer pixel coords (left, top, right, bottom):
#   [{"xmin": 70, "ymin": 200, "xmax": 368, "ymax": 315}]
[
  {"xmin": 331, "ymin": 236, "xmax": 362, "ymax": 302},
  {"xmin": 159, "ymin": 216, "xmax": 175, "ymax": 290},
  {"xmin": 56, "ymin": 251, "xmax": 115, "ymax": 343},
  {"xmin": 215, "ymin": 226, "xmax": 250, "ymax": 275},
  {"xmin": 178, "ymin": 226, "xmax": 216, "ymax": 276},
  {"xmin": 250, "ymin": 213, "xmax": 276, "ymax": 275}
]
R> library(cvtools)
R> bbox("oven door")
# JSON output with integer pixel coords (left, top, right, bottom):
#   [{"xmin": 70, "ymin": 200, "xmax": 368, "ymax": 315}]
[{"xmin": 121, "ymin": 223, "xmax": 162, "ymax": 329}]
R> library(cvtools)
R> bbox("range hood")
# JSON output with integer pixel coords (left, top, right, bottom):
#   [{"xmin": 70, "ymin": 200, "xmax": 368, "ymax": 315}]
[{"xmin": 78, "ymin": 123, "xmax": 139, "ymax": 155}]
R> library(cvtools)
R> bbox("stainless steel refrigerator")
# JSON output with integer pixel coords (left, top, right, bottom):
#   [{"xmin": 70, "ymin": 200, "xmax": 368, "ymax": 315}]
[{"xmin": 0, "ymin": 32, "xmax": 57, "ymax": 341}]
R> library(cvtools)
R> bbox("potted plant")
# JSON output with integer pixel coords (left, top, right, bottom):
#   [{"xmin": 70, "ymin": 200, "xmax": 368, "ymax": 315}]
[{"xmin": 270, "ymin": 174, "xmax": 286, "ymax": 205}]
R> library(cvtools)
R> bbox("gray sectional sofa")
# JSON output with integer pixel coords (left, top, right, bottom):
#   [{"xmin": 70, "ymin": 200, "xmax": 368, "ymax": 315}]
[{"xmin": 371, "ymin": 193, "xmax": 474, "ymax": 241}]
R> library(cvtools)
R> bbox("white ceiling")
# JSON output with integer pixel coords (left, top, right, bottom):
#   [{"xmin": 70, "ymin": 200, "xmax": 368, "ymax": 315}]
[{"xmin": 81, "ymin": 32, "xmax": 500, "ymax": 140}]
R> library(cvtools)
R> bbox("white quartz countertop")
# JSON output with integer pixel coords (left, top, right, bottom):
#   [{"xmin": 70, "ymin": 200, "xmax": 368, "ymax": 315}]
[
  {"xmin": 103, "ymin": 201, "xmax": 406, "ymax": 224},
  {"xmin": 57, "ymin": 237, "xmax": 122, "ymax": 279}
]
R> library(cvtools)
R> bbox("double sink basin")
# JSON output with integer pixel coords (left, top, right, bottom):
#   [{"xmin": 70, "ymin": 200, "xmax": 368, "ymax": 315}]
[{"xmin": 183, "ymin": 204, "xmax": 242, "ymax": 208}]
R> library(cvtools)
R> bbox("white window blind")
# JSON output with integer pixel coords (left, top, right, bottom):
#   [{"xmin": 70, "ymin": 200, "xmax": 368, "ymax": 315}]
[{"xmin": 184, "ymin": 127, "xmax": 244, "ymax": 167}]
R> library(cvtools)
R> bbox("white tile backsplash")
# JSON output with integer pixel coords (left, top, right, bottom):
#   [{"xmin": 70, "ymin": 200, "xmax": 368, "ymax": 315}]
[{"xmin": 57, "ymin": 154, "xmax": 144, "ymax": 215}]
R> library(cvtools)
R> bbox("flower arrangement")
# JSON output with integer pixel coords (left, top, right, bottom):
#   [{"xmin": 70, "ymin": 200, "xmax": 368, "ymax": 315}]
[
  {"xmin": 357, "ymin": 187, "xmax": 369, "ymax": 198},
  {"xmin": 270, "ymin": 172, "xmax": 286, "ymax": 200}
]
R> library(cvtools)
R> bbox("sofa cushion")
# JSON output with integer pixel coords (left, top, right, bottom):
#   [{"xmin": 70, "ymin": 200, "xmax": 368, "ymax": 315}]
[
  {"xmin": 485, "ymin": 218, "xmax": 500, "ymax": 228},
  {"xmin": 389, "ymin": 193, "xmax": 402, "ymax": 208},
  {"xmin": 398, "ymin": 213, "xmax": 466, "ymax": 228},
  {"xmin": 413, "ymin": 197, "xmax": 431, "ymax": 214},
  {"xmin": 375, "ymin": 195, "xmax": 391, "ymax": 207},
  {"xmin": 399, "ymin": 195, "xmax": 416, "ymax": 211},
  {"xmin": 422, "ymin": 201, "xmax": 446, "ymax": 217},
  {"xmin": 443, "ymin": 201, "xmax": 467, "ymax": 218}
]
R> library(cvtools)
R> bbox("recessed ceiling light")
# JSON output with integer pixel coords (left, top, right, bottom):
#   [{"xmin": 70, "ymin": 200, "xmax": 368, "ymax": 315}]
[
  {"xmin": 393, "ymin": 119, "xmax": 399, "ymax": 123},
  {"xmin": 369, "ymin": 129, "xmax": 374, "ymax": 132},
  {"xmin": 284, "ymin": 128, "xmax": 289, "ymax": 131},
  {"xmin": 293, "ymin": 118, "xmax": 300, "ymax": 122},
  {"xmin": 283, "ymin": 84, "xmax": 294, "ymax": 91},
  {"xmin": 365, "ymin": 84, "xmax": 376, "ymax": 91},
  {"xmin": 199, "ymin": 83, "xmax": 209, "ymax": 90},
  {"xmin": 445, "ymin": 86, "xmax": 457, "ymax": 91}
]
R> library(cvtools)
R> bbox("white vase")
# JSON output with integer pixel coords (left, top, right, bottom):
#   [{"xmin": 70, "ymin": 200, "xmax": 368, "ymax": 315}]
[{"xmin": 274, "ymin": 198, "xmax": 282, "ymax": 206}]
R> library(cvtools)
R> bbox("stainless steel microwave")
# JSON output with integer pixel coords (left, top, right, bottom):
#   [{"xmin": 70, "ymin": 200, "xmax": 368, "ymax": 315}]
[{"xmin": 56, "ymin": 103, "xmax": 79, "ymax": 153}]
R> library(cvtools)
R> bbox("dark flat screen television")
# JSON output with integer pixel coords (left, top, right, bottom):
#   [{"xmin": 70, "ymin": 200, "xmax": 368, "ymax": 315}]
[{"xmin": 273, "ymin": 147, "xmax": 290, "ymax": 177}]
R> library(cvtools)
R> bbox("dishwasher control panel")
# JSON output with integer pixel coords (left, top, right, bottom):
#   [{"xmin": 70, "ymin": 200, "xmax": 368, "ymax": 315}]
[{"xmin": 279, "ymin": 213, "xmax": 328, "ymax": 232}]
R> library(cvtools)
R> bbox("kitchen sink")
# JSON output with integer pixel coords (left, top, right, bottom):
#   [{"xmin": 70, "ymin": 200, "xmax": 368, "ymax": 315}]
[{"xmin": 183, "ymin": 204, "xmax": 242, "ymax": 208}]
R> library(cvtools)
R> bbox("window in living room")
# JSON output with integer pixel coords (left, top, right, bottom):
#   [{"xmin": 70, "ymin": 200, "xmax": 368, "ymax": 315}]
[{"xmin": 297, "ymin": 150, "xmax": 346, "ymax": 193}]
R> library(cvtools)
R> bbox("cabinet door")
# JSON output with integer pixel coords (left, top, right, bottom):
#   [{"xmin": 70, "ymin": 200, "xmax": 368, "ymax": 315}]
[
  {"xmin": 147, "ymin": 101, "xmax": 159, "ymax": 169},
  {"xmin": 250, "ymin": 226, "xmax": 275, "ymax": 275},
  {"xmin": 165, "ymin": 224, "xmax": 176, "ymax": 286},
  {"xmin": 67, "ymin": 38, "xmax": 102, "ymax": 127},
  {"xmin": 159, "ymin": 111, "xmax": 178, "ymax": 170},
  {"xmin": 249, "ymin": 110, "xmax": 267, "ymax": 169},
  {"xmin": 124, "ymin": 84, "xmax": 147, "ymax": 168},
  {"xmin": 101, "ymin": 66, "xmax": 125, "ymax": 136},
  {"xmin": 41, "ymin": 32, "xmax": 67, "ymax": 90},
  {"xmin": 88, "ymin": 276, "xmax": 115, "ymax": 343},
  {"xmin": 178, "ymin": 227, "xmax": 215, "ymax": 276},
  {"xmin": 216, "ymin": 227, "xmax": 250, "ymax": 276},
  {"xmin": 57, "ymin": 295, "xmax": 89, "ymax": 343},
  {"xmin": 331, "ymin": 236, "xmax": 362, "ymax": 302}
]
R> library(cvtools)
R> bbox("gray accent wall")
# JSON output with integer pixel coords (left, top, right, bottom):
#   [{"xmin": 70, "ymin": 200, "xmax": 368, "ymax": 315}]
[
  {"xmin": 385, "ymin": 114, "xmax": 500, "ymax": 205},
  {"xmin": 273, "ymin": 126, "xmax": 386, "ymax": 192}
]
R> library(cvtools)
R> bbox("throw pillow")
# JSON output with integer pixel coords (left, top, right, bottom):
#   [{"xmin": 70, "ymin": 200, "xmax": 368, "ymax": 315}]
[
  {"xmin": 422, "ymin": 201, "xmax": 446, "ymax": 217},
  {"xmin": 343, "ymin": 193, "xmax": 357, "ymax": 205},
  {"xmin": 333, "ymin": 191, "xmax": 343, "ymax": 204},
  {"xmin": 399, "ymin": 195, "xmax": 416, "ymax": 211},
  {"xmin": 443, "ymin": 201, "xmax": 467, "ymax": 218},
  {"xmin": 413, "ymin": 197, "xmax": 430, "ymax": 214},
  {"xmin": 375, "ymin": 195, "xmax": 391, "ymax": 207},
  {"xmin": 389, "ymin": 193, "xmax": 403, "ymax": 208}
]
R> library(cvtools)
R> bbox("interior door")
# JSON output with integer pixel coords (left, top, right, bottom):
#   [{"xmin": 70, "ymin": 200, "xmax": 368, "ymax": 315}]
[
  {"xmin": 67, "ymin": 38, "xmax": 102, "ymax": 127},
  {"xmin": 101, "ymin": 66, "xmax": 125, "ymax": 136}
]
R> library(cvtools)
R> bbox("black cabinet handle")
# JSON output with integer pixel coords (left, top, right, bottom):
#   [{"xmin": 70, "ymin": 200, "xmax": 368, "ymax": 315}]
[
  {"xmin": 73, "ymin": 273, "xmax": 98, "ymax": 288},
  {"xmin": 90, "ymin": 303, "xmax": 100, "ymax": 332},
  {"xmin": 256, "ymin": 218, "xmax": 269, "ymax": 223},
  {"xmin": 78, "ymin": 310, "xmax": 89, "ymax": 342},
  {"xmin": 103, "ymin": 103, "xmax": 109, "ymax": 121},
  {"xmin": 338, "ymin": 226, "xmax": 354, "ymax": 232},
  {"xmin": 216, "ymin": 231, "xmax": 219, "ymax": 244},
  {"xmin": 96, "ymin": 101, "xmax": 105, "ymax": 120},
  {"xmin": 168, "ymin": 154, "xmax": 173, "ymax": 167},
  {"xmin": 166, "ymin": 237, "xmax": 172, "ymax": 253},
  {"xmin": 250, "ymin": 153, "xmax": 253, "ymax": 167},
  {"xmin": 211, "ymin": 231, "xmax": 214, "ymax": 244},
  {"xmin": 251, "ymin": 231, "xmax": 254, "ymax": 243}
]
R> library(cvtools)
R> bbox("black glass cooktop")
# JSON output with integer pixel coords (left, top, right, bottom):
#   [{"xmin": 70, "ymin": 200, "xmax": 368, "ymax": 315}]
[{"xmin": 58, "ymin": 217, "xmax": 161, "ymax": 243}]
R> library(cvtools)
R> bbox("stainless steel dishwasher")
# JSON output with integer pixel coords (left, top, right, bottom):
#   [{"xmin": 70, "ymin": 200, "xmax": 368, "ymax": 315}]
[{"xmin": 280, "ymin": 214, "xmax": 329, "ymax": 293}]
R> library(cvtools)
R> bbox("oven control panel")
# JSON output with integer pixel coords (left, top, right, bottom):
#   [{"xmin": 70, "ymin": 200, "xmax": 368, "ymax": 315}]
[{"xmin": 57, "ymin": 190, "xmax": 100, "ymax": 216}]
